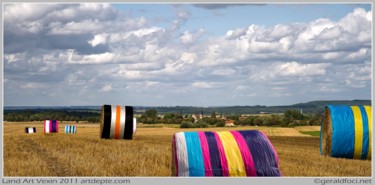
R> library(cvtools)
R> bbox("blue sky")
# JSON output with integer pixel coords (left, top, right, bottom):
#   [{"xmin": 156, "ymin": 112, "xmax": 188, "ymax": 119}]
[
  {"xmin": 3, "ymin": 3, "xmax": 372, "ymax": 106},
  {"xmin": 113, "ymin": 4, "xmax": 371, "ymax": 35}
]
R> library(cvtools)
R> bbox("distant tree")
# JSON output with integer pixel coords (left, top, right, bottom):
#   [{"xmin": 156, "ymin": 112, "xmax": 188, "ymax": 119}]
[
  {"xmin": 263, "ymin": 117, "xmax": 272, "ymax": 127},
  {"xmin": 211, "ymin": 111, "xmax": 216, "ymax": 119},
  {"xmin": 254, "ymin": 117, "xmax": 264, "ymax": 126},
  {"xmin": 285, "ymin": 110, "xmax": 304, "ymax": 120},
  {"xmin": 215, "ymin": 120, "xmax": 225, "ymax": 127},
  {"xmin": 281, "ymin": 117, "xmax": 292, "ymax": 127},
  {"xmin": 184, "ymin": 116, "xmax": 195, "ymax": 123},
  {"xmin": 164, "ymin": 113, "xmax": 175, "ymax": 119},
  {"xmin": 180, "ymin": 121, "xmax": 192, "ymax": 128},
  {"xmin": 269, "ymin": 115, "xmax": 282, "ymax": 126},
  {"xmin": 227, "ymin": 114, "xmax": 240, "ymax": 121},
  {"xmin": 145, "ymin": 109, "xmax": 158, "ymax": 118}
]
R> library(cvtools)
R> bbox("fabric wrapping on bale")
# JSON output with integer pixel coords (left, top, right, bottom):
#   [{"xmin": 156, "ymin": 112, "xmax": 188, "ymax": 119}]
[
  {"xmin": 320, "ymin": 105, "xmax": 372, "ymax": 160},
  {"xmin": 25, "ymin": 127, "xmax": 36, "ymax": 134},
  {"xmin": 100, "ymin": 105, "xmax": 134, "ymax": 139},
  {"xmin": 133, "ymin": 118, "xmax": 137, "ymax": 134},
  {"xmin": 44, "ymin": 120, "xmax": 58, "ymax": 133},
  {"xmin": 172, "ymin": 130, "xmax": 281, "ymax": 177},
  {"xmin": 65, "ymin": 125, "xmax": 76, "ymax": 134}
]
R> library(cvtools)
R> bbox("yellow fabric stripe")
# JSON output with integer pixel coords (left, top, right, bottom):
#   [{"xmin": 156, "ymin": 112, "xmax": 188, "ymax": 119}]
[
  {"xmin": 351, "ymin": 106, "xmax": 363, "ymax": 159},
  {"xmin": 364, "ymin": 106, "xmax": 372, "ymax": 159},
  {"xmin": 216, "ymin": 131, "xmax": 246, "ymax": 176}
]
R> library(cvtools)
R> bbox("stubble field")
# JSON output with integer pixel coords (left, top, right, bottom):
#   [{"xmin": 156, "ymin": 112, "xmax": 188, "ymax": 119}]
[{"xmin": 3, "ymin": 122, "xmax": 371, "ymax": 177}]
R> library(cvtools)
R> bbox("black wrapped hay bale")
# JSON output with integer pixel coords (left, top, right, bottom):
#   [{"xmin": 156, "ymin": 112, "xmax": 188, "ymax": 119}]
[
  {"xmin": 25, "ymin": 127, "xmax": 36, "ymax": 134},
  {"xmin": 100, "ymin": 105, "xmax": 134, "ymax": 139}
]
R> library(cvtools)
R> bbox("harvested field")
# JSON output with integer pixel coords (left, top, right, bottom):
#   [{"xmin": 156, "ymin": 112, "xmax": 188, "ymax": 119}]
[{"xmin": 3, "ymin": 122, "xmax": 371, "ymax": 177}]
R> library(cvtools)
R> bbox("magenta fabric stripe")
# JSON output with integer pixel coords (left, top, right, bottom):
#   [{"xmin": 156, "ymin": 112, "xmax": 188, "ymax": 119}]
[
  {"xmin": 230, "ymin": 131, "xmax": 257, "ymax": 176},
  {"xmin": 173, "ymin": 134, "xmax": 178, "ymax": 176},
  {"xmin": 214, "ymin": 132, "xmax": 229, "ymax": 176},
  {"xmin": 198, "ymin": 132, "xmax": 213, "ymax": 176},
  {"xmin": 259, "ymin": 131, "xmax": 280, "ymax": 169}
]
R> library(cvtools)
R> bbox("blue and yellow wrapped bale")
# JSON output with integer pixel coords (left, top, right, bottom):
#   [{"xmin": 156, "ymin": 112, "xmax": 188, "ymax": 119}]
[{"xmin": 320, "ymin": 105, "xmax": 372, "ymax": 160}]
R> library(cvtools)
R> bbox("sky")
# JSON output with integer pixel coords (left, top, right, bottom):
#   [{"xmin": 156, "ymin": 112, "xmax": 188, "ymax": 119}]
[{"xmin": 3, "ymin": 3, "xmax": 372, "ymax": 106}]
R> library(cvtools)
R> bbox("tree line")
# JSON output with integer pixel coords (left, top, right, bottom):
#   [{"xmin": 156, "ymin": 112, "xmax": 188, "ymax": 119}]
[
  {"xmin": 137, "ymin": 109, "xmax": 323, "ymax": 128},
  {"xmin": 4, "ymin": 110, "xmax": 100, "ymax": 123},
  {"xmin": 4, "ymin": 108, "xmax": 323, "ymax": 128}
]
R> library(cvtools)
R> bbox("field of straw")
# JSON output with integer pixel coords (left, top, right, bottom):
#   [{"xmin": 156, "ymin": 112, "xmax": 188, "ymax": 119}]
[{"xmin": 3, "ymin": 122, "xmax": 371, "ymax": 177}]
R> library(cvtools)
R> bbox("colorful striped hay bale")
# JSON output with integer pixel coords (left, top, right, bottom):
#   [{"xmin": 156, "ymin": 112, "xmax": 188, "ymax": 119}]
[
  {"xmin": 44, "ymin": 120, "xmax": 59, "ymax": 133},
  {"xmin": 100, "ymin": 105, "xmax": 134, "ymax": 139},
  {"xmin": 320, "ymin": 105, "xmax": 372, "ymax": 160},
  {"xmin": 65, "ymin": 125, "xmax": 76, "ymax": 134},
  {"xmin": 25, "ymin": 127, "xmax": 36, "ymax": 134},
  {"xmin": 172, "ymin": 130, "xmax": 281, "ymax": 177}
]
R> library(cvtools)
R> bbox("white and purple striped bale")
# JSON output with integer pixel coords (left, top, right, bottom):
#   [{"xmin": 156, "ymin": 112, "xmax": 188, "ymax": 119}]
[{"xmin": 44, "ymin": 120, "xmax": 59, "ymax": 133}]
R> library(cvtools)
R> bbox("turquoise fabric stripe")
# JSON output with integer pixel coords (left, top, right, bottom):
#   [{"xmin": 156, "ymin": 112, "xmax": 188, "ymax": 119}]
[
  {"xmin": 184, "ymin": 132, "xmax": 205, "ymax": 176},
  {"xmin": 329, "ymin": 105, "xmax": 354, "ymax": 158},
  {"xmin": 359, "ymin": 106, "xmax": 369, "ymax": 159}
]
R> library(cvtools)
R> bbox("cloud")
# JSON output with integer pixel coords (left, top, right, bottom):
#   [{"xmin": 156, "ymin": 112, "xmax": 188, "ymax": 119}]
[
  {"xmin": 3, "ymin": 4, "xmax": 371, "ymax": 106},
  {"xmin": 192, "ymin": 82, "xmax": 215, "ymax": 88},
  {"xmin": 250, "ymin": 62, "xmax": 331, "ymax": 81},
  {"xmin": 88, "ymin": 33, "xmax": 108, "ymax": 47},
  {"xmin": 100, "ymin": 84, "xmax": 112, "ymax": 92}
]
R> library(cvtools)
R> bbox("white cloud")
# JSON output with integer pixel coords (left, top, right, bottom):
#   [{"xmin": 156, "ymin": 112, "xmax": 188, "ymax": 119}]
[
  {"xmin": 277, "ymin": 62, "xmax": 329, "ymax": 76},
  {"xmin": 21, "ymin": 82, "xmax": 47, "ymax": 89},
  {"xmin": 251, "ymin": 62, "xmax": 330, "ymax": 81},
  {"xmin": 69, "ymin": 52, "xmax": 116, "ymax": 64},
  {"xmin": 211, "ymin": 68, "xmax": 236, "ymax": 76},
  {"xmin": 89, "ymin": 33, "xmax": 108, "ymax": 47},
  {"xmin": 48, "ymin": 19, "xmax": 103, "ymax": 35},
  {"xmin": 100, "ymin": 84, "xmax": 112, "ymax": 92},
  {"xmin": 3, "ymin": 5, "xmax": 371, "ymax": 106},
  {"xmin": 192, "ymin": 82, "xmax": 214, "ymax": 88},
  {"xmin": 180, "ymin": 31, "xmax": 194, "ymax": 44}
]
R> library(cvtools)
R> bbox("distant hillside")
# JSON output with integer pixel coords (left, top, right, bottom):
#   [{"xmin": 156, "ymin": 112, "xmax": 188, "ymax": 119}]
[
  {"xmin": 137, "ymin": 100, "xmax": 371, "ymax": 115},
  {"xmin": 5, "ymin": 100, "xmax": 370, "ymax": 116},
  {"xmin": 288, "ymin": 99, "xmax": 371, "ymax": 114}
]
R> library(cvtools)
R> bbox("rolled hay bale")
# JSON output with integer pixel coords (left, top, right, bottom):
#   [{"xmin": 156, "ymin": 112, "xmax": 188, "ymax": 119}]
[
  {"xmin": 25, "ymin": 127, "xmax": 36, "ymax": 134},
  {"xmin": 320, "ymin": 105, "xmax": 372, "ymax": 160},
  {"xmin": 100, "ymin": 105, "xmax": 134, "ymax": 139},
  {"xmin": 65, "ymin": 125, "xmax": 76, "ymax": 134},
  {"xmin": 172, "ymin": 130, "xmax": 281, "ymax": 177},
  {"xmin": 44, "ymin": 120, "xmax": 58, "ymax": 133}
]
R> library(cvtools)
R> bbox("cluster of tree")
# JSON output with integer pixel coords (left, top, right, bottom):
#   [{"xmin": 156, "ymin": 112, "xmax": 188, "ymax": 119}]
[
  {"xmin": 136, "ymin": 100, "xmax": 370, "ymax": 115},
  {"xmin": 179, "ymin": 118, "xmax": 225, "ymax": 128},
  {"xmin": 4, "ymin": 108, "xmax": 323, "ymax": 128},
  {"xmin": 4, "ymin": 110, "xmax": 100, "ymax": 123},
  {"xmin": 236, "ymin": 110, "xmax": 323, "ymax": 127},
  {"xmin": 137, "ymin": 109, "xmax": 226, "ymax": 128},
  {"xmin": 180, "ymin": 120, "xmax": 208, "ymax": 128},
  {"xmin": 138, "ymin": 109, "xmax": 193, "ymax": 124}
]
